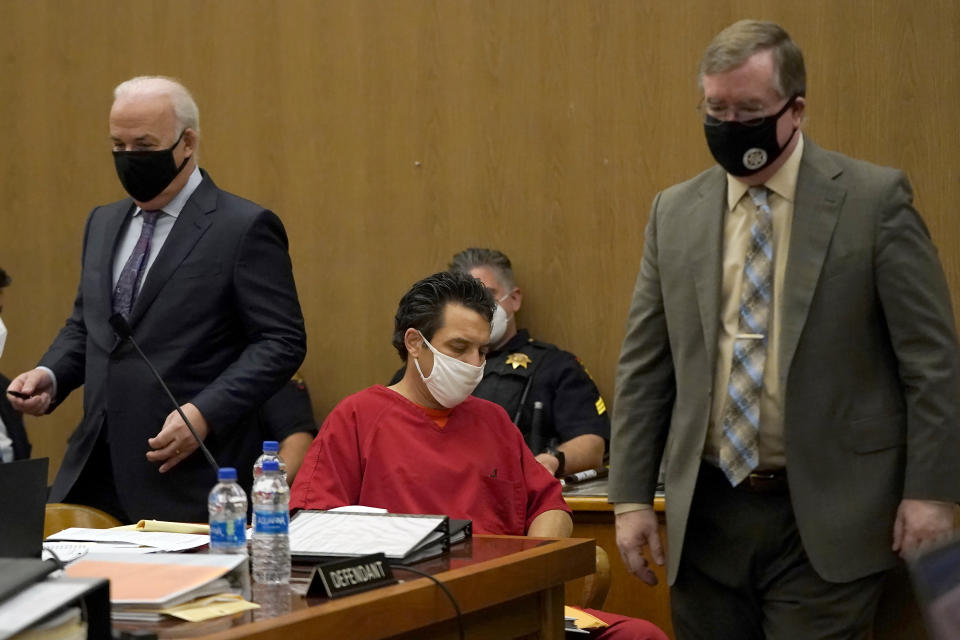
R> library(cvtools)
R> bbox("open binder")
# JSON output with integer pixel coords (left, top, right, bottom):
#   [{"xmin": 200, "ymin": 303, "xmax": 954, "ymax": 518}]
[
  {"xmin": 290, "ymin": 511, "xmax": 471, "ymax": 564},
  {"xmin": 0, "ymin": 559, "xmax": 58, "ymax": 604},
  {"xmin": 0, "ymin": 575, "xmax": 109, "ymax": 640}
]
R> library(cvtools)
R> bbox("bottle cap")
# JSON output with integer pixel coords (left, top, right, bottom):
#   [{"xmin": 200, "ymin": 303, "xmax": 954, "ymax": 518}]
[
  {"xmin": 261, "ymin": 460, "xmax": 280, "ymax": 472},
  {"xmin": 218, "ymin": 467, "xmax": 238, "ymax": 481},
  {"xmin": 263, "ymin": 440, "xmax": 280, "ymax": 452}
]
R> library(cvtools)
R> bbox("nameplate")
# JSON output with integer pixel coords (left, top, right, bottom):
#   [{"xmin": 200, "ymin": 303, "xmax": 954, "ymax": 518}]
[{"xmin": 306, "ymin": 553, "xmax": 396, "ymax": 599}]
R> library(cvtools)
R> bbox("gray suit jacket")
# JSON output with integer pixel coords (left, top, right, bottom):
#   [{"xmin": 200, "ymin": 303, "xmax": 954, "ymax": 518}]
[
  {"xmin": 609, "ymin": 139, "xmax": 960, "ymax": 584},
  {"xmin": 43, "ymin": 171, "xmax": 306, "ymax": 522}
]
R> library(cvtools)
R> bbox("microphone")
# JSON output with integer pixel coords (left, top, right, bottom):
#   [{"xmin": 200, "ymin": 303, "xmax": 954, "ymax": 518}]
[{"xmin": 109, "ymin": 313, "xmax": 219, "ymax": 474}]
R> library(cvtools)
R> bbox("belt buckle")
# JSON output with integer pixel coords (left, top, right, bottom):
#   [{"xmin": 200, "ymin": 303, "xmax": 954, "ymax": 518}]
[{"xmin": 745, "ymin": 470, "xmax": 785, "ymax": 493}]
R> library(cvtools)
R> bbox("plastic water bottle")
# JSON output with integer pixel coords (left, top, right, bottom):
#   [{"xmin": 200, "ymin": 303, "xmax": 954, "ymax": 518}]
[
  {"xmin": 253, "ymin": 440, "xmax": 287, "ymax": 483},
  {"xmin": 252, "ymin": 441, "xmax": 285, "ymax": 532},
  {"xmin": 252, "ymin": 583, "xmax": 291, "ymax": 620},
  {"xmin": 252, "ymin": 459, "xmax": 290, "ymax": 584},
  {"xmin": 208, "ymin": 467, "xmax": 248, "ymax": 555}
]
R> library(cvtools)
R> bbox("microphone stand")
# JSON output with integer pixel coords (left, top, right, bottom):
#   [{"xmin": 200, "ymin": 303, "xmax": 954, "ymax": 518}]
[{"xmin": 109, "ymin": 313, "xmax": 219, "ymax": 473}]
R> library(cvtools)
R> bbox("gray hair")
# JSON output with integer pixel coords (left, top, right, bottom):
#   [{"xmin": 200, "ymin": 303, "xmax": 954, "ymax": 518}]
[
  {"xmin": 449, "ymin": 248, "xmax": 516, "ymax": 291},
  {"xmin": 113, "ymin": 76, "xmax": 200, "ymax": 132},
  {"xmin": 698, "ymin": 20, "xmax": 806, "ymax": 99}
]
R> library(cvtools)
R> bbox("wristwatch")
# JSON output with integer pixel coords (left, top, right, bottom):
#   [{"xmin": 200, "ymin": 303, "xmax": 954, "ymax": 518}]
[{"xmin": 546, "ymin": 445, "xmax": 565, "ymax": 477}]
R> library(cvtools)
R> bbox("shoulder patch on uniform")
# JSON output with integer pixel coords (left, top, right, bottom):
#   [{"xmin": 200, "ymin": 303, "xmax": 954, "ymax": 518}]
[
  {"xmin": 505, "ymin": 352, "xmax": 532, "ymax": 369},
  {"xmin": 595, "ymin": 397, "xmax": 607, "ymax": 416},
  {"xmin": 525, "ymin": 337, "xmax": 558, "ymax": 352},
  {"xmin": 291, "ymin": 370, "xmax": 306, "ymax": 389}
]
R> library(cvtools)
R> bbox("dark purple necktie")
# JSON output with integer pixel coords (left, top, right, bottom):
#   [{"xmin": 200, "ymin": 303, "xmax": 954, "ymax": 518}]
[{"xmin": 112, "ymin": 210, "xmax": 161, "ymax": 317}]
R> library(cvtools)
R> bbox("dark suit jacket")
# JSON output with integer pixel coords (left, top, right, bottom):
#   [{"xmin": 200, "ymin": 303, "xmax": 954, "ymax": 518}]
[
  {"xmin": 0, "ymin": 372, "xmax": 31, "ymax": 460},
  {"xmin": 609, "ymin": 139, "xmax": 960, "ymax": 584},
  {"xmin": 43, "ymin": 171, "xmax": 306, "ymax": 522}
]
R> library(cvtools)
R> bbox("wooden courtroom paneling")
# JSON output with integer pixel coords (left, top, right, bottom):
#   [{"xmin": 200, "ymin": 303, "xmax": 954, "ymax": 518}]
[{"xmin": 1, "ymin": 1, "xmax": 957, "ymax": 520}]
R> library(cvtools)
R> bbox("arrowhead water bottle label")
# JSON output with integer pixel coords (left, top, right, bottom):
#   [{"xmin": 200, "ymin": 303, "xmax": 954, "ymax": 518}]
[
  {"xmin": 254, "ymin": 510, "xmax": 290, "ymax": 535},
  {"xmin": 211, "ymin": 516, "xmax": 246, "ymax": 546}
]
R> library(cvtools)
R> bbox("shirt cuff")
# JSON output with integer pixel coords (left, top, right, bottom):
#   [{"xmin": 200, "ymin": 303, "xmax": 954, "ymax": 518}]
[{"xmin": 613, "ymin": 502, "xmax": 653, "ymax": 515}]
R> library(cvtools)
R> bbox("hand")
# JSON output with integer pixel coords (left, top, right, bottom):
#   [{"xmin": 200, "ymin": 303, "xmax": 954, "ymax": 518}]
[
  {"xmin": 146, "ymin": 403, "xmax": 209, "ymax": 473},
  {"xmin": 6, "ymin": 369, "xmax": 54, "ymax": 415},
  {"xmin": 615, "ymin": 509, "xmax": 664, "ymax": 586},
  {"xmin": 892, "ymin": 498, "xmax": 956, "ymax": 558},
  {"xmin": 535, "ymin": 452, "xmax": 560, "ymax": 475}
]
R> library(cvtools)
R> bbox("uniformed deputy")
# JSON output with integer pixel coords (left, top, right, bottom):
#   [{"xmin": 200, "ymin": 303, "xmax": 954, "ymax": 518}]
[
  {"xmin": 259, "ymin": 371, "xmax": 318, "ymax": 484},
  {"xmin": 452, "ymin": 248, "xmax": 608, "ymax": 476},
  {"xmin": 475, "ymin": 328, "xmax": 609, "ymax": 474}
]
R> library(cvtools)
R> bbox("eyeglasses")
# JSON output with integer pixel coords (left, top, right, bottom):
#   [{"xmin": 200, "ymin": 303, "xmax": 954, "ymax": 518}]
[{"xmin": 697, "ymin": 96, "xmax": 797, "ymax": 128}]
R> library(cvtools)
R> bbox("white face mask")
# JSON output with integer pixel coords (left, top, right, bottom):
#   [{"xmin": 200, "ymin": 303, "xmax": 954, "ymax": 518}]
[
  {"xmin": 414, "ymin": 331, "xmax": 485, "ymax": 408},
  {"xmin": 489, "ymin": 303, "xmax": 509, "ymax": 346},
  {"xmin": 0, "ymin": 316, "xmax": 6, "ymax": 359},
  {"xmin": 488, "ymin": 292, "xmax": 513, "ymax": 347}
]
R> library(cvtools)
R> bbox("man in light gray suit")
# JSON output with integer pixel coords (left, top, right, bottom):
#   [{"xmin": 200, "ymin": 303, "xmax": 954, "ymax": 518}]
[{"xmin": 609, "ymin": 20, "xmax": 960, "ymax": 639}]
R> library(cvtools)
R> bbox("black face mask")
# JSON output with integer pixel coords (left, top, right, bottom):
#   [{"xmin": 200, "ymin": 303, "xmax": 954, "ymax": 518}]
[
  {"xmin": 113, "ymin": 130, "xmax": 190, "ymax": 202},
  {"xmin": 703, "ymin": 97, "xmax": 798, "ymax": 177}
]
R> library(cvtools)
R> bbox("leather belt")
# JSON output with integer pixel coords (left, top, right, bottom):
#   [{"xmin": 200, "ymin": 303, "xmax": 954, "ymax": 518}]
[
  {"xmin": 738, "ymin": 469, "xmax": 788, "ymax": 494},
  {"xmin": 701, "ymin": 461, "xmax": 789, "ymax": 494}
]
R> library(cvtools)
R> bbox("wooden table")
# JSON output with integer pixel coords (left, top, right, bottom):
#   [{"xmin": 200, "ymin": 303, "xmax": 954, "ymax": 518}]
[{"xmin": 112, "ymin": 535, "xmax": 595, "ymax": 640}]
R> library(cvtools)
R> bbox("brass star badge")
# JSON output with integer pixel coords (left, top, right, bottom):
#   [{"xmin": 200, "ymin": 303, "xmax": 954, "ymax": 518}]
[{"xmin": 505, "ymin": 353, "xmax": 532, "ymax": 370}]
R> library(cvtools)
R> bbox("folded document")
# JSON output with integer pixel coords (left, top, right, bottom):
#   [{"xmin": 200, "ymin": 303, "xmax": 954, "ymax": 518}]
[
  {"xmin": 64, "ymin": 552, "xmax": 247, "ymax": 620},
  {"xmin": 45, "ymin": 527, "xmax": 209, "ymax": 552}
]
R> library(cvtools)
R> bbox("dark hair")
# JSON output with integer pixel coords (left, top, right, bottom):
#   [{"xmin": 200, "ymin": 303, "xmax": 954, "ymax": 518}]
[
  {"xmin": 392, "ymin": 271, "xmax": 495, "ymax": 361},
  {"xmin": 0, "ymin": 267, "xmax": 10, "ymax": 288},
  {"xmin": 449, "ymin": 247, "xmax": 516, "ymax": 290}
]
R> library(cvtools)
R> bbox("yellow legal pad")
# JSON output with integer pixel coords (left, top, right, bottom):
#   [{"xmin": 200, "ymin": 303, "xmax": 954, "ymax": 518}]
[{"xmin": 111, "ymin": 520, "xmax": 211, "ymax": 534}]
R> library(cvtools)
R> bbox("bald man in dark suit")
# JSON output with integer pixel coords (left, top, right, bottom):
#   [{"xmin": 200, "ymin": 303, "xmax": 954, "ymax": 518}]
[{"xmin": 7, "ymin": 76, "xmax": 305, "ymax": 522}]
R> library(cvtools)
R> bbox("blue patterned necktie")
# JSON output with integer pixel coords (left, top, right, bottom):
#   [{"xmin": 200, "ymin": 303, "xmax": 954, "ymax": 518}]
[
  {"xmin": 719, "ymin": 186, "xmax": 773, "ymax": 486},
  {"xmin": 112, "ymin": 210, "xmax": 161, "ymax": 317}
]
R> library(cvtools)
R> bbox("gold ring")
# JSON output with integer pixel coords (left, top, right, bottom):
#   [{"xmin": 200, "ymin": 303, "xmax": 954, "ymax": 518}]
[{"xmin": 175, "ymin": 448, "xmax": 182, "ymax": 456}]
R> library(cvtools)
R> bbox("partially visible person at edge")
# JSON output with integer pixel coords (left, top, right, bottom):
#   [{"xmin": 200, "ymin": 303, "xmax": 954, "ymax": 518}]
[
  {"xmin": 0, "ymin": 267, "xmax": 31, "ymax": 463},
  {"xmin": 609, "ymin": 20, "xmax": 960, "ymax": 640},
  {"xmin": 293, "ymin": 271, "xmax": 668, "ymax": 640},
  {"xmin": 6, "ymin": 76, "xmax": 306, "ymax": 523}
]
